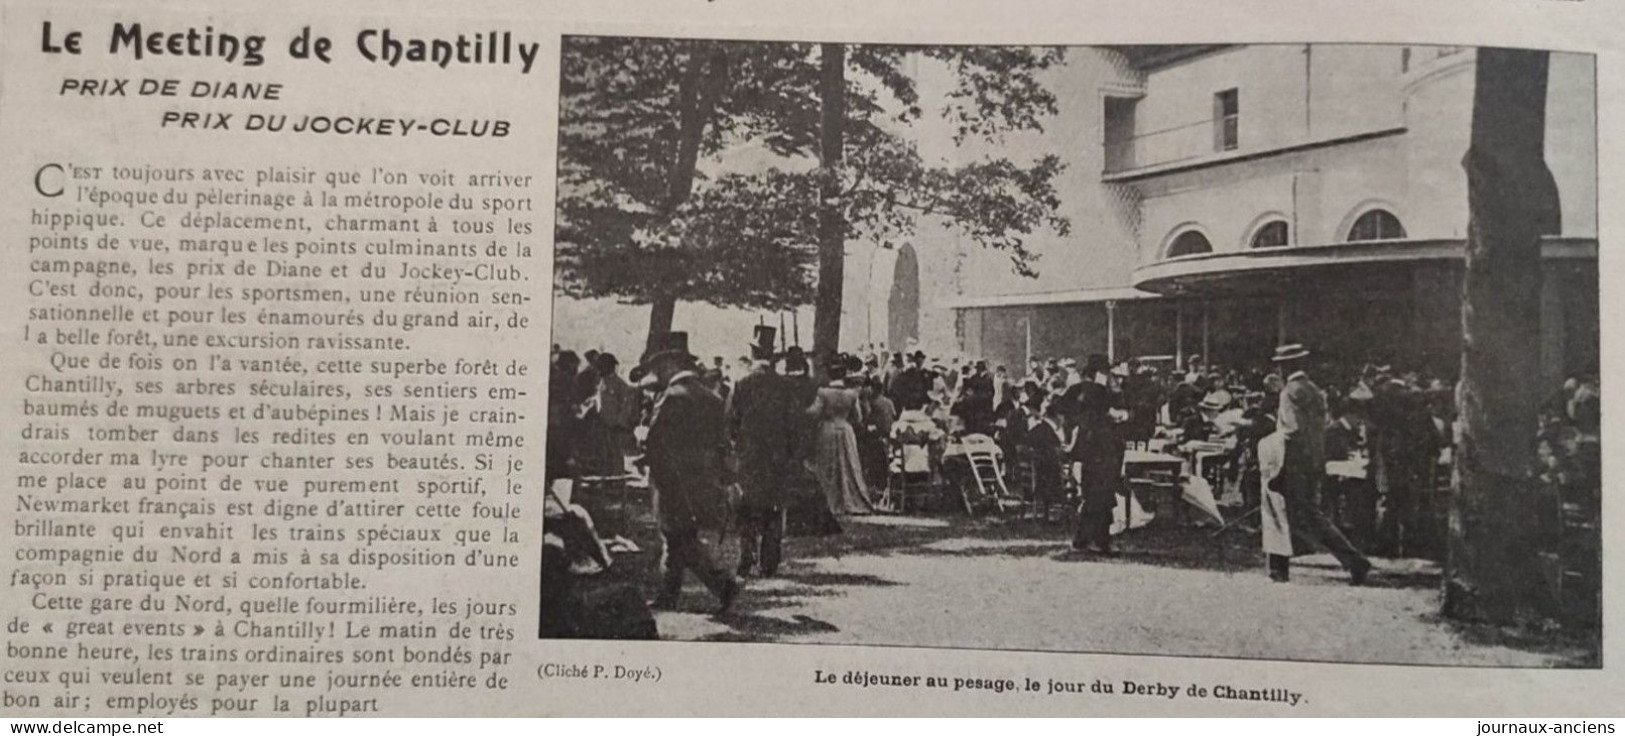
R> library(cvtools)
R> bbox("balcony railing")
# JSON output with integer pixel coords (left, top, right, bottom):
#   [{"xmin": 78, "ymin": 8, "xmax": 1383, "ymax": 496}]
[{"xmin": 1104, "ymin": 117, "xmax": 1221, "ymax": 174}]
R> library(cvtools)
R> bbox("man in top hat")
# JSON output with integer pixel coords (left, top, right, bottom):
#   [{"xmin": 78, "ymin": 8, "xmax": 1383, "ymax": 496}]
[
  {"xmin": 642, "ymin": 332, "xmax": 741, "ymax": 612},
  {"xmin": 725, "ymin": 326, "xmax": 798, "ymax": 577},
  {"xmin": 1269, "ymin": 344, "xmax": 1372, "ymax": 584},
  {"xmin": 779, "ymin": 345, "xmax": 821, "ymax": 469}
]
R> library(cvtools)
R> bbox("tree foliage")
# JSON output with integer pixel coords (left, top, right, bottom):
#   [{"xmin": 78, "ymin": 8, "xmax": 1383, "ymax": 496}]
[{"xmin": 555, "ymin": 36, "xmax": 1072, "ymax": 321}]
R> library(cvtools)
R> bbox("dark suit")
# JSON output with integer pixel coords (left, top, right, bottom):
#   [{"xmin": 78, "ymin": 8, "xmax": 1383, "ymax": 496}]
[
  {"xmin": 726, "ymin": 363, "xmax": 797, "ymax": 574},
  {"xmin": 965, "ymin": 371, "xmax": 994, "ymax": 401},
  {"xmin": 1070, "ymin": 381, "xmax": 1124, "ymax": 550},
  {"xmin": 1370, "ymin": 383, "xmax": 1438, "ymax": 556},
  {"xmin": 890, "ymin": 365, "xmax": 930, "ymax": 411},
  {"xmin": 1026, "ymin": 417, "xmax": 1065, "ymax": 518},
  {"xmin": 646, "ymin": 372, "xmax": 734, "ymax": 603},
  {"xmin": 1276, "ymin": 373, "xmax": 1369, "ymax": 578},
  {"xmin": 1324, "ymin": 419, "xmax": 1360, "ymax": 461}
]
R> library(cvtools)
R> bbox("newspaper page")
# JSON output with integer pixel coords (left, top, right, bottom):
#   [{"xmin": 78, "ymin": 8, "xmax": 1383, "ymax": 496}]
[{"xmin": 0, "ymin": 0, "xmax": 1620, "ymax": 719}]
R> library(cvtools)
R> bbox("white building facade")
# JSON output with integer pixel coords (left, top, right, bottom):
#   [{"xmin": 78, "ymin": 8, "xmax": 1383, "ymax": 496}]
[{"xmin": 878, "ymin": 44, "xmax": 1597, "ymax": 383}]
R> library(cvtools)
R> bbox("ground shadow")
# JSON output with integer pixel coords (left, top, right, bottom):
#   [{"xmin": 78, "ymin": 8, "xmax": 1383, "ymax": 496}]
[
  {"xmin": 1436, "ymin": 613, "xmax": 1601, "ymax": 668},
  {"xmin": 701, "ymin": 613, "xmax": 842, "ymax": 642},
  {"xmin": 776, "ymin": 569, "xmax": 906, "ymax": 588}
]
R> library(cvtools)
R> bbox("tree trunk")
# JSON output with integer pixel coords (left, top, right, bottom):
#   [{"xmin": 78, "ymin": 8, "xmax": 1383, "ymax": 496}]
[
  {"xmin": 812, "ymin": 43, "xmax": 847, "ymax": 374},
  {"xmin": 643, "ymin": 43, "xmax": 727, "ymax": 353},
  {"xmin": 1444, "ymin": 48, "xmax": 1561, "ymax": 625}
]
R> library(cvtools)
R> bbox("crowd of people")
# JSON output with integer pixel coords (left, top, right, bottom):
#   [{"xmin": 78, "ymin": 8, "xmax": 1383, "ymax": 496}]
[{"xmin": 543, "ymin": 326, "xmax": 1602, "ymax": 618}]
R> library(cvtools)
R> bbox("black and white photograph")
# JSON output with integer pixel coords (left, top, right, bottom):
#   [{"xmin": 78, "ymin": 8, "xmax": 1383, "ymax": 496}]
[{"xmin": 541, "ymin": 40, "xmax": 1600, "ymax": 668}]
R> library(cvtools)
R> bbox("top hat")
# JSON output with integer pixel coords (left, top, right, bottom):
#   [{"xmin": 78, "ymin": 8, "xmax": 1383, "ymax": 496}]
[
  {"xmin": 783, "ymin": 346, "xmax": 809, "ymax": 374},
  {"xmin": 1083, "ymin": 354, "xmax": 1111, "ymax": 376},
  {"xmin": 1271, "ymin": 343, "xmax": 1311, "ymax": 363},
  {"xmin": 749, "ymin": 325, "xmax": 778, "ymax": 360},
  {"xmin": 642, "ymin": 331, "xmax": 696, "ymax": 368}
]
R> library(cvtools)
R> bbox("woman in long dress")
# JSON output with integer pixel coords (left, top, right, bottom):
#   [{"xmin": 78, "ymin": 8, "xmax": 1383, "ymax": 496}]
[{"xmin": 810, "ymin": 362, "xmax": 876, "ymax": 516}]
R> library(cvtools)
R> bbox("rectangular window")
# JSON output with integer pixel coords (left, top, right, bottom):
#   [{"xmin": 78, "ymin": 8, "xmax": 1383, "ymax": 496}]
[
  {"xmin": 1102, "ymin": 96, "xmax": 1137, "ymax": 172},
  {"xmin": 1213, "ymin": 88, "xmax": 1239, "ymax": 152}
]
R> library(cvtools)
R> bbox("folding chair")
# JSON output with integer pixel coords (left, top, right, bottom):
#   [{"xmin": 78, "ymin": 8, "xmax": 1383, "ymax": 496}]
[
  {"xmin": 960, "ymin": 433, "xmax": 1016, "ymax": 514},
  {"xmin": 1008, "ymin": 445, "xmax": 1036, "ymax": 507},
  {"xmin": 886, "ymin": 436, "xmax": 935, "ymax": 513},
  {"xmin": 573, "ymin": 473, "xmax": 637, "ymax": 537}
]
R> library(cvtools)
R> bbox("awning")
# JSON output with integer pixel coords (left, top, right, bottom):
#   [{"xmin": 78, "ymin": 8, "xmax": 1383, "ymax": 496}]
[
  {"xmin": 1131, "ymin": 236, "xmax": 1596, "ymax": 296},
  {"xmin": 940, "ymin": 285, "xmax": 1161, "ymax": 310}
]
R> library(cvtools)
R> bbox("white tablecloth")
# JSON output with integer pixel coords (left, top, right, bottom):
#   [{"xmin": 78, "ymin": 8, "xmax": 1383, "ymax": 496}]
[{"xmin": 1325, "ymin": 459, "xmax": 1368, "ymax": 480}]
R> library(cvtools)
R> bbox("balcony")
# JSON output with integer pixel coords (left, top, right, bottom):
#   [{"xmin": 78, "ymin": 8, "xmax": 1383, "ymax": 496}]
[
  {"xmin": 1102, "ymin": 125, "xmax": 1406, "ymax": 184},
  {"xmin": 1104, "ymin": 116, "xmax": 1226, "ymax": 175}
]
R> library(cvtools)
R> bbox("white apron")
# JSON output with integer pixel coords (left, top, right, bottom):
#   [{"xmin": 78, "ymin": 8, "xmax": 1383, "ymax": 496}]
[{"xmin": 1256, "ymin": 431, "xmax": 1293, "ymax": 557}]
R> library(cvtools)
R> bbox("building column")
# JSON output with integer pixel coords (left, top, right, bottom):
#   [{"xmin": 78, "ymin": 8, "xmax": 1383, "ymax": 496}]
[
  {"xmin": 1539, "ymin": 266, "xmax": 1565, "ymax": 388},
  {"xmin": 1105, "ymin": 300, "xmax": 1118, "ymax": 363},
  {"xmin": 1024, "ymin": 307, "xmax": 1034, "ymax": 368},
  {"xmin": 1201, "ymin": 301, "xmax": 1211, "ymax": 366},
  {"xmin": 1174, "ymin": 301, "xmax": 1185, "ymax": 365},
  {"xmin": 1275, "ymin": 296, "xmax": 1288, "ymax": 347}
]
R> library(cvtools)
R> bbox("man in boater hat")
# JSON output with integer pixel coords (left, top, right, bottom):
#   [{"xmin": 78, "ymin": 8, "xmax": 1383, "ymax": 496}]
[
  {"xmin": 642, "ymin": 332, "xmax": 741, "ymax": 613},
  {"xmin": 1268, "ymin": 344, "xmax": 1373, "ymax": 585}
]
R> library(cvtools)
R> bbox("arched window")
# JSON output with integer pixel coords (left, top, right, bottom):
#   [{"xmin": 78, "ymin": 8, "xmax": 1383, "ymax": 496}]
[
  {"xmin": 1166, "ymin": 230, "xmax": 1213, "ymax": 258},
  {"xmin": 1250, "ymin": 220, "xmax": 1290, "ymax": 249},
  {"xmin": 1346, "ymin": 209, "xmax": 1407, "ymax": 241}
]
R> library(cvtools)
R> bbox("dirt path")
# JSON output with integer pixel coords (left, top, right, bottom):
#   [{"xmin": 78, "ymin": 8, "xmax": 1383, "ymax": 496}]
[{"xmin": 643, "ymin": 514, "xmax": 1589, "ymax": 667}]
